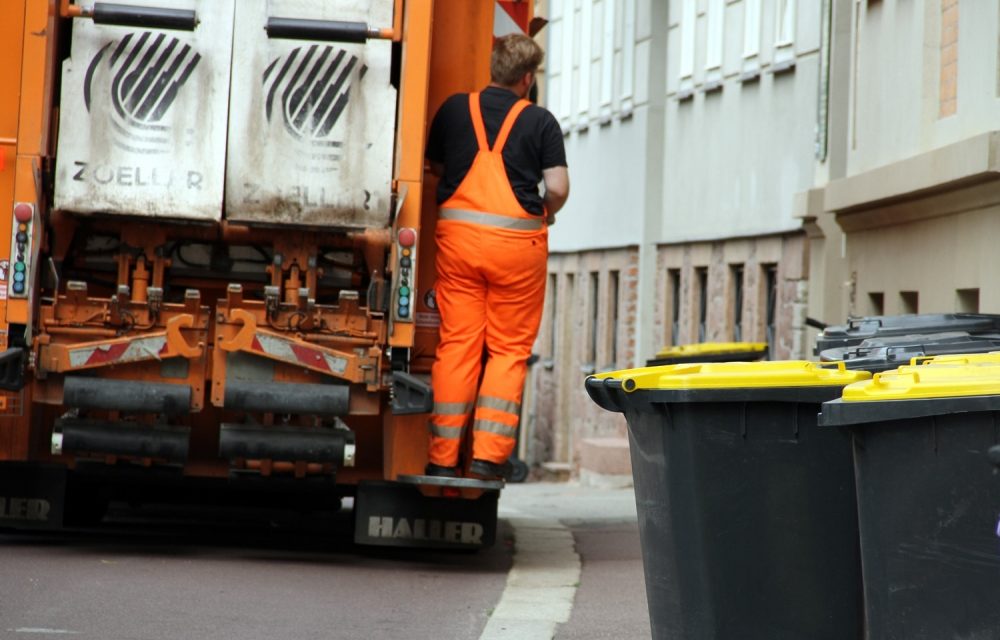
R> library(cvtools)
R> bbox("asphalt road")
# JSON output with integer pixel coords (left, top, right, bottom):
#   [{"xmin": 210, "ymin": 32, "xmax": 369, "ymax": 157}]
[{"xmin": 0, "ymin": 483, "xmax": 649, "ymax": 640}]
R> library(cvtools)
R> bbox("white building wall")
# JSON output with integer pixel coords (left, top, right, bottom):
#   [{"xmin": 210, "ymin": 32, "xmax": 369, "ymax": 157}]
[
  {"xmin": 545, "ymin": 0, "xmax": 655, "ymax": 253},
  {"xmin": 662, "ymin": 0, "xmax": 822, "ymax": 243},
  {"xmin": 848, "ymin": 0, "xmax": 1000, "ymax": 177}
]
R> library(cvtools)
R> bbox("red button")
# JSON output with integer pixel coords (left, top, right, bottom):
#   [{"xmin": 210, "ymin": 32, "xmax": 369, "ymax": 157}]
[
  {"xmin": 13, "ymin": 203, "xmax": 32, "ymax": 223},
  {"xmin": 398, "ymin": 228, "xmax": 416, "ymax": 248}
]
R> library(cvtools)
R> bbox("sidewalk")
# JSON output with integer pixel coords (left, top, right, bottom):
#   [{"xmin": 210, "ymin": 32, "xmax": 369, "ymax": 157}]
[{"xmin": 492, "ymin": 482, "xmax": 651, "ymax": 640}]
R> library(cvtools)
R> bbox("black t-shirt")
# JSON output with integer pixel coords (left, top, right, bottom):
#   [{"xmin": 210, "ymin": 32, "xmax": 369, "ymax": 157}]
[{"xmin": 425, "ymin": 86, "xmax": 567, "ymax": 216}]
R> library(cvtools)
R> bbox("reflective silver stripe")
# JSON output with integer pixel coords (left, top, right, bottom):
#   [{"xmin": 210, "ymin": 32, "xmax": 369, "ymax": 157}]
[
  {"xmin": 477, "ymin": 396, "xmax": 521, "ymax": 416},
  {"xmin": 473, "ymin": 419, "xmax": 518, "ymax": 439},
  {"xmin": 429, "ymin": 424, "xmax": 464, "ymax": 439},
  {"xmin": 440, "ymin": 208, "xmax": 544, "ymax": 231},
  {"xmin": 433, "ymin": 401, "xmax": 473, "ymax": 416}
]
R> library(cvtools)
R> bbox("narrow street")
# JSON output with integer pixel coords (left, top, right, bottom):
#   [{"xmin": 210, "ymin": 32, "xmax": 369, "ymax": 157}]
[{"xmin": 0, "ymin": 482, "xmax": 648, "ymax": 640}]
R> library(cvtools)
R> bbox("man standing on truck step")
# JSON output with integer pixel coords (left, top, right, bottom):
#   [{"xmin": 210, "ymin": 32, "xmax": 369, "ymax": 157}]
[{"xmin": 424, "ymin": 33, "xmax": 569, "ymax": 481}]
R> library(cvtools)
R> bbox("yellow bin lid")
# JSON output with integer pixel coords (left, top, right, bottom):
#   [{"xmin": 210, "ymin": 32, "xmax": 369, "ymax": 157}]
[
  {"xmin": 595, "ymin": 360, "xmax": 870, "ymax": 393},
  {"xmin": 653, "ymin": 342, "xmax": 768, "ymax": 358},
  {"xmin": 842, "ymin": 364, "xmax": 1000, "ymax": 402}
]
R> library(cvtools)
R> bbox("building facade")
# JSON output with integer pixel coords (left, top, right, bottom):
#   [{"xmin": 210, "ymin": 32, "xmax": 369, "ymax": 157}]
[
  {"xmin": 817, "ymin": 1, "xmax": 1000, "ymax": 319},
  {"xmin": 526, "ymin": 0, "xmax": 1000, "ymax": 480}
]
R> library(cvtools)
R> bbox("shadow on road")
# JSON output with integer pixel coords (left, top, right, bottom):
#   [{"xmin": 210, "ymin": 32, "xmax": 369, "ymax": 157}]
[{"xmin": 0, "ymin": 499, "xmax": 514, "ymax": 573}]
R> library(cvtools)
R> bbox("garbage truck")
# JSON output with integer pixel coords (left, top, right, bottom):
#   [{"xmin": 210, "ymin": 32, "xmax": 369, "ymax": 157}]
[{"xmin": 0, "ymin": 0, "xmax": 531, "ymax": 549}]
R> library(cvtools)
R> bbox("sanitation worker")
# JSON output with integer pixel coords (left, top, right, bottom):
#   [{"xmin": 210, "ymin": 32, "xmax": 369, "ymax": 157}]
[{"xmin": 423, "ymin": 33, "xmax": 569, "ymax": 480}]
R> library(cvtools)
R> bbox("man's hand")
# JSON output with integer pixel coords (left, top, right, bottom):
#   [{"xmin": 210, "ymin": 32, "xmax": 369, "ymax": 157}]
[{"xmin": 545, "ymin": 211, "xmax": 557, "ymax": 226}]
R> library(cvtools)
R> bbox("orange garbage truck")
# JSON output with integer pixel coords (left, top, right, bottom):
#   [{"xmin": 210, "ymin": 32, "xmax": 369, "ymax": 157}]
[{"xmin": 0, "ymin": 0, "xmax": 533, "ymax": 549}]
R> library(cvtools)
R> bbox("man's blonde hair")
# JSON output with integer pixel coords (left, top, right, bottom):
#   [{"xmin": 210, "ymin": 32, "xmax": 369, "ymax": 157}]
[{"xmin": 491, "ymin": 34, "xmax": 544, "ymax": 87}]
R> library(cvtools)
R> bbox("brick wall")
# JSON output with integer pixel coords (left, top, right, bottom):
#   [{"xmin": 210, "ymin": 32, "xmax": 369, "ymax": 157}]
[
  {"xmin": 939, "ymin": 0, "xmax": 959, "ymax": 118},
  {"xmin": 521, "ymin": 247, "xmax": 638, "ymax": 475},
  {"xmin": 653, "ymin": 232, "xmax": 809, "ymax": 361}
]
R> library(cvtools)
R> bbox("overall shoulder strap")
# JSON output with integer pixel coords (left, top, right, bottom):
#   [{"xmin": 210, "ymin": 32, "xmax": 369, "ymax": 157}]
[
  {"xmin": 467, "ymin": 93, "xmax": 489, "ymax": 152},
  {"xmin": 492, "ymin": 100, "xmax": 531, "ymax": 154}
]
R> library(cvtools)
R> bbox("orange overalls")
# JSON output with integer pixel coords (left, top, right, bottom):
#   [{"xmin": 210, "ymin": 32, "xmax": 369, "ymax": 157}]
[{"xmin": 428, "ymin": 93, "xmax": 548, "ymax": 469}]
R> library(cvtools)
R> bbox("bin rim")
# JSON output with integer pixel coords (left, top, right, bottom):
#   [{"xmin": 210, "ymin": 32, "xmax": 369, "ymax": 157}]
[
  {"xmin": 652, "ymin": 341, "xmax": 769, "ymax": 359},
  {"xmin": 592, "ymin": 360, "xmax": 870, "ymax": 393},
  {"xmin": 586, "ymin": 375, "xmax": 860, "ymax": 413},
  {"xmin": 820, "ymin": 394, "xmax": 1000, "ymax": 426}
]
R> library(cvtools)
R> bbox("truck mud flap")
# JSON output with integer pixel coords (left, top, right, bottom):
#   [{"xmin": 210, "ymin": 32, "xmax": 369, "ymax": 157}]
[
  {"xmin": 0, "ymin": 462, "xmax": 66, "ymax": 529},
  {"xmin": 354, "ymin": 480, "xmax": 499, "ymax": 550}
]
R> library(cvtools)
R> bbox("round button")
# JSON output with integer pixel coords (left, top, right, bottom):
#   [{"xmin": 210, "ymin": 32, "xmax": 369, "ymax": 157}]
[
  {"xmin": 399, "ymin": 286, "xmax": 410, "ymax": 296},
  {"xmin": 13, "ymin": 263, "xmax": 24, "ymax": 272},
  {"xmin": 15, "ymin": 232, "xmax": 27, "ymax": 243},
  {"xmin": 398, "ymin": 307, "xmax": 409, "ymax": 318},
  {"xmin": 12, "ymin": 282, "xmax": 24, "ymax": 294},
  {"xmin": 400, "ymin": 257, "xmax": 411, "ymax": 268},
  {"xmin": 13, "ymin": 203, "xmax": 32, "ymax": 223},
  {"xmin": 398, "ymin": 228, "xmax": 416, "ymax": 248},
  {"xmin": 13, "ymin": 272, "xmax": 24, "ymax": 283},
  {"xmin": 17, "ymin": 224, "xmax": 27, "ymax": 232},
  {"xmin": 402, "ymin": 249, "xmax": 411, "ymax": 257},
  {"xmin": 399, "ymin": 296, "xmax": 409, "ymax": 307}
]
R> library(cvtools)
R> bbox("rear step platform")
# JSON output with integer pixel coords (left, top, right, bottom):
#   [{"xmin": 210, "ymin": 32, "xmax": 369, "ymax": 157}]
[{"xmin": 353, "ymin": 479, "xmax": 501, "ymax": 550}]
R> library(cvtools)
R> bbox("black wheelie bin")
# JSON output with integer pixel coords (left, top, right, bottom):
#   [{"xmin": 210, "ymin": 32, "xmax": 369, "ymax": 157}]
[
  {"xmin": 645, "ymin": 342, "xmax": 768, "ymax": 367},
  {"xmin": 814, "ymin": 313, "xmax": 1000, "ymax": 355},
  {"xmin": 818, "ymin": 331, "xmax": 1000, "ymax": 372},
  {"xmin": 586, "ymin": 361, "xmax": 871, "ymax": 640},
  {"xmin": 820, "ymin": 361, "xmax": 1000, "ymax": 640}
]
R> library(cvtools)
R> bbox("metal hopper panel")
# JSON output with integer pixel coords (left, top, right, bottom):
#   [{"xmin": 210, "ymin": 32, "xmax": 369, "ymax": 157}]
[
  {"xmin": 224, "ymin": 0, "xmax": 396, "ymax": 229},
  {"xmin": 53, "ymin": 0, "xmax": 235, "ymax": 221}
]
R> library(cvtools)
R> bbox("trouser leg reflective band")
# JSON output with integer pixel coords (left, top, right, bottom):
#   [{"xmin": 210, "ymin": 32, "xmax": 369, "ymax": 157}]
[
  {"xmin": 428, "ymin": 401, "xmax": 473, "ymax": 467},
  {"xmin": 472, "ymin": 394, "xmax": 521, "ymax": 463}
]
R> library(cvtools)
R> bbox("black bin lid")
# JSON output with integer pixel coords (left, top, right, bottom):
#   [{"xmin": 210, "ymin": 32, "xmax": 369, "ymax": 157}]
[
  {"xmin": 819, "ymin": 331, "xmax": 1000, "ymax": 372},
  {"xmin": 814, "ymin": 314, "xmax": 1000, "ymax": 355}
]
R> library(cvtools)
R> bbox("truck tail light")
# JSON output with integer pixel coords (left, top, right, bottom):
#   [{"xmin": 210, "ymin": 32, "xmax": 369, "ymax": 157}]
[
  {"xmin": 10, "ymin": 202, "xmax": 35, "ymax": 298},
  {"xmin": 395, "ymin": 228, "xmax": 416, "ymax": 321}
]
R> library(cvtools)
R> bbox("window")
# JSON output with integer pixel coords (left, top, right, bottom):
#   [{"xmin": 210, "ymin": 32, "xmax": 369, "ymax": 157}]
[
  {"xmin": 668, "ymin": 269, "xmax": 681, "ymax": 346},
  {"xmin": 731, "ymin": 264, "xmax": 744, "ymax": 341},
  {"xmin": 564, "ymin": 273, "xmax": 576, "ymax": 344},
  {"xmin": 587, "ymin": 271, "xmax": 600, "ymax": 370},
  {"xmin": 867, "ymin": 292, "xmax": 885, "ymax": 316},
  {"xmin": 545, "ymin": 273, "xmax": 558, "ymax": 360},
  {"xmin": 705, "ymin": 0, "xmax": 725, "ymax": 90},
  {"xmin": 900, "ymin": 291, "xmax": 919, "ymax": 314},
  {"xmin": 696, "ymin": 267, "xmax": 709, "ymax": 342},
  {"xmin": 577, "ymin": 0, "xmax": 594, "ymax": 129},
  {"xmin": 558, "ymin": 0, "xmax": 576, "ymax": 131},
  {"xmin": 600, "ymin": 0, "xmax": 616, "ymax": 123},
  {"xmin": 741, "ymin": 0, "xmax": 762, "ymax": 80},
  {"xmin": 763, "ymin": 264, "xmax": 778, "ymax": 358},
  {"xmin": 957, "ymin": 288, "xmax": 980, "ymax": 313},
  {"xmin": 678, "ymin": 0, "xmax": 696, "ymax": 98},
  {"xmin": 620, "ymin": 0, "xmax": 636, "ymax": 115},
  {"xmin": 773, "ymin": 0, "xmax": 796, "ymax": 71},
  {"xmin": 607, "ymin": 270, "xmax": 620, "ymax": 368}
]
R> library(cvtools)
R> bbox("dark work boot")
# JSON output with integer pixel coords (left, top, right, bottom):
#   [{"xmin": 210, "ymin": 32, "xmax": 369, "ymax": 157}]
[
  {"xmin": 468, "ymin": 459, "xmax": 512, "ymax": 481},
  {"xmin": 425, "ymin": 463, "xmax": 459, "ymax": 478}
]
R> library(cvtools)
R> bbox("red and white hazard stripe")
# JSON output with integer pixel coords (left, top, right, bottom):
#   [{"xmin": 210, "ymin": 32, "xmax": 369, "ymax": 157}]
[
  {"xmin": 68, "ymin": 336, "xmax": 168, "ymax": 369},
  {"xmin": 249, "ymin": 333, "xmax": 348, "ymax": 375},
  {"xmin": 494, "ymin": 1, "xmax": 529, "ymax": 37}
]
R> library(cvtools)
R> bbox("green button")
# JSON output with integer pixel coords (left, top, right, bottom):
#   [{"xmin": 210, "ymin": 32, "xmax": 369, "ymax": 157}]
[
  {"xmin": 399, "ymin": 286, "xmax": 410, "ymax": 296},
  {"xmin": 13, "ymin": 263, "xmax": 25, "ymax": 272}
]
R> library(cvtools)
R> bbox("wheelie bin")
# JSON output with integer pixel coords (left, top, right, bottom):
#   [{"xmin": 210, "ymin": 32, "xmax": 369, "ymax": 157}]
[
  {"xmin": 818, "ymin": 331, "xmax": 1000, "ymax": 372},
  {"xmin": 814, "ymin": 313, "xmax": 1000, "ymax": 355},
  {"xmin": 820, "ymin": 364, "xmax": 1000, "ymax": 640},
  {"xmin": 646, "ymin": 342, "xmax": 768, "ymax": 367},
  {"xmin": 585, "ymin": 361, "xmax": 871, "ymax": 640}
]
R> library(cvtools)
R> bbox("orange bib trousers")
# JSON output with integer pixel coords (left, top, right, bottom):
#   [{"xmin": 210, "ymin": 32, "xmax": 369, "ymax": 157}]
[{"xmin": 428, "ymin": 94, "xmax": 548, "ymax": 468}]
